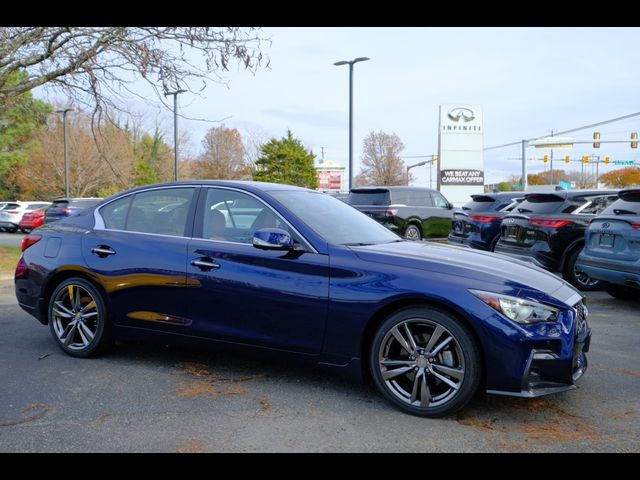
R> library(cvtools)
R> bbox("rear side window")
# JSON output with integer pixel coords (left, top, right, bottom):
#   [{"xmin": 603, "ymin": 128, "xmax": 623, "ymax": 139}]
[
  {"xmin": 346, "ymin": 190, "xmax": 391, "ymax": 206},
  {"xmin": 601, "ymin": 194, "xmax": 640, "ymax": 216},
  {"xmin": 100, "ymin": 195, "xmax": 132, "ymax": 230},
  {"xmin": 574, "ymin": 195, "xmax": 618, "ymax": 215},
  {"xmin": 392, "ymin": 190, "xmax": 433, "ymax": 206},
  {"xmin": 516, "ymin": 194, "xmax": 565, "ymax": 214},
  {"xmin": 2, "ymin": 203, "xmax": 20, "ymax": 210},
  {"xmin": 125, "ymin": 188, "xmax": 195, "ymax": 236},
  {"xmin": 70, "ymin": 199, "xmax": 101, "ymax": 209}
]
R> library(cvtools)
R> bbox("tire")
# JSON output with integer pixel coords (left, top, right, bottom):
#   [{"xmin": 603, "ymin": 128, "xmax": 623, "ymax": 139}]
[
  {"xmin": 48, "ymin": 277, "xmax": 112, "ymax": 358},
  {"xmin": 563, "ymin": 248, "xmax": 602, "ymax": 291},
  {"xmin": 605, "ymin": 284, "xmax": 638, "ymax": 300},
  {"xmin": 369, "ymin": 306, "xmax": 481, "ymax": 417},
  {"xmin": 20, "ymin": 228, "xmax": 32, "ymax": 234},
  {"xmin": 404, "ymin": 224, "xmax": 422, "ymax": 241},
  {"xmin": 6, "ymin": 226, "xmax": 18, "ymax": 233},
  {"xmin": 489, "ymin": 235, "xmax": 500, "ymax": 252}
]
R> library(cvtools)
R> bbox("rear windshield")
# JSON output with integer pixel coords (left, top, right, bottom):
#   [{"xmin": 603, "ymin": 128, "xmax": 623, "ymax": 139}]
[
  {"xmin": 515, "ymin": 194, "xmax": 565, "ymax": 214},
  {"xmin": 601, "ymin": 196, "xmax": 640, "ymax": 216},
  {"xmin": 461, "ymin": 196, "xmax": 496, "ymax": 212},
  {"xmin": 51, "ymin": 200, "xmax": 69, "ymax": 208},
  {"xmin": 346, "ymin": 190, "xmax": 391, "ymax": 206},
  {"xmin": 1, "ymin": 203, "xmax": 20, "ymax": 210}
]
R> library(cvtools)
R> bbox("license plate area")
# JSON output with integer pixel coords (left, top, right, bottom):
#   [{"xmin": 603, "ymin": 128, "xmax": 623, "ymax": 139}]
[{"xmin": 599, "ymin": 233, "xmax": 614, "ymax": 248}]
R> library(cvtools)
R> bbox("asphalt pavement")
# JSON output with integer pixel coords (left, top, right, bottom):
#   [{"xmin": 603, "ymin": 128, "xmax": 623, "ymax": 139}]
[
  {"xmin": 0, "ymin": 280, "xmax": 638, "ymax": 452},
  {"xmin": 0, "ymin": 232, "xmax": 23, "ymax": 248}
]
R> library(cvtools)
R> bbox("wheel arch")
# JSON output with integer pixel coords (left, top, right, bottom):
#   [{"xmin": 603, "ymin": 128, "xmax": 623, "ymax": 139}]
[
  {"xmin": 40, "ymin": 267, "xmax": 108, "ymax": 324},
  {"xmin": 360, "ymin": 296, "xmax": 485, "ymax": 385},
  {"xmin": 560, "ymin": 237, "xmax": 585, "ymax": 272}
]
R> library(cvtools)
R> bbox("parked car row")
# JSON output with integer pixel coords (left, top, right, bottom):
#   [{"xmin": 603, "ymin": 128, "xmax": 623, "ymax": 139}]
[
  {"xmin": 446, "ymin": 188, "xmax": 640, "ymax": 298},
  {"xmin": 0, "ymin": 198, "xmax": 103, "ymax": 233}
]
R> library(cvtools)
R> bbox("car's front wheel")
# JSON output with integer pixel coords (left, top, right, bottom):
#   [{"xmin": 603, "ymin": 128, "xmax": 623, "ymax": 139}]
[
  {"xmin": 404, "ymin": 224, "xmax": 422, "ymax": 241},
  {"xmin": 370, "ymin": 306, "xmax": 481, "ymax": 417},
  {"xmin": 48, "ymin": 277, "xmax": 112, "ymax": 358}
]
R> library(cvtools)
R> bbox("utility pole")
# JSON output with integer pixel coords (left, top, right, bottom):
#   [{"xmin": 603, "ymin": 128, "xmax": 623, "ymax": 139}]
[
  {"xmin": 56, "ymin": 108, "xmax": 73, "ymax": 197},
  {"xmin": 521, "ymin": 139, "xmax": 527, "ymax": 191},
  {"xmin": 320, "ymin": 146, "xmax": 326, "ymax": 164},
  {"xmin": 165, "ymin": 89, "xmax": 186, "ymax": 182},
  {"xmin": 549, "ymin": 129, "xmax": 554, "ymax": 185}
]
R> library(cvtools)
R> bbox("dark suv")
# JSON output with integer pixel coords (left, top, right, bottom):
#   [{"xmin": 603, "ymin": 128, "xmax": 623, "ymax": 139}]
[
  {"xmin": 346, "ymin": 186, "xmax": 454, "ymax": 240},
  {"xmin": 577, "ymin": 188, "xmax": 640, "ymax": 299},
  {"xmin": 494, "ymin": 190, "xmax": 619, "ymax": 290},
  {"xmin": 44, "ymin": 198, "xmax": 103, "ymax": 224},
  {"xmin": 448, "ymin": 192, "xmax": 524, "ymax": 251}
]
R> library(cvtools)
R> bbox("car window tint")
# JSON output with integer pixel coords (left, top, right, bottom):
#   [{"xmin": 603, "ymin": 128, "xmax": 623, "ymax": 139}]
[
  {"xmin": 432, "ymin": 192, "xmax": 448, "ymax": 208},
  {"xmin": 462, "ymin": 196, "xmax": 496, "ymax": 211},
  {"xmin": 602, "ymin": 193, "xmax": 640, "ymax": 215},
  {"xmin": 409, "ymin": 191, "xmax": 432, "ymax": 207},
  {"xmin": 575, "ymin": 195, "xmax": 617, "ymax": 215},
  {"xmin": 391, "ymin": 191, "xmax": 408, "ymax": 204},
  {"xmin": 517, "ymin": 194, "xmax": 565, "ymax": 214},
  {"xmin": 71, "ymin": 199, "xmax": 101, "ymax": 209},
  {"xmin": 125, "ymin": 188, "xmax": 195, "ymax": 236},
  {"xmin": 199, "ymin": 188, "xmax": 289, "ymax": 244},
  {"xmin": 101, "ymin": 195, "xmax": 132, "ymax": 230},
  {"xmin": 346, "ymin": 190, "xmax": 391, "ymax": 206}
]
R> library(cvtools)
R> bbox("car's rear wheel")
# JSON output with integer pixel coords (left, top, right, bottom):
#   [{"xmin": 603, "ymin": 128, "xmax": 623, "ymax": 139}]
[
  {"xmin": 404, "ymin": 224, "xmax": 422, "ymax": 241},
  {"xmin": 564, "ymin": 248, "xmax": 602, "ymax": 291},
  {"xmin": 6, "ymin": 226, "xmax": 18, "ymax": 233},
  {"xmin": 370, "ymin": 307, "xmax": 481, "ymax": 417},
  {"xmin": 20, "ymin": 228, "xmax": 32, "ymax": 234},
  {"xmin": 489, "ymin": 235, "xmax": 500, "ymax": 252},
  {"xmin": 48, "ymin": 277, "xmax": 112, "ymax": 358},
  {"xmin": 605, "ymin": 284, "xmax": 638, "ymax": 300}
]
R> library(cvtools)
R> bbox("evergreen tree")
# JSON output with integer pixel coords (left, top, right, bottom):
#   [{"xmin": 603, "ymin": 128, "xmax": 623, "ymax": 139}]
[{"xmin": 253, "ymin": 130, "xmax": 318, "ymax": 189}]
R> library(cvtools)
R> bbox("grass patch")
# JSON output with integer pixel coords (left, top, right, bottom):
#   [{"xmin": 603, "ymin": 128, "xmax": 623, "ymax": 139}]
[{"xmin": 0, "ymin": 246, "xmax": 21, "ymax": 277}]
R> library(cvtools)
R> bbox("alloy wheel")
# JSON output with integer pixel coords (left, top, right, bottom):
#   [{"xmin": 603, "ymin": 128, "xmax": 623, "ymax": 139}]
[
  {"xmin": 51, "ymin": 284, "xmax": 100, "ymax": 351},
  {"xmin": 377, "ymin": 319, "xmax": 465, "ymax": 408},
  {"xmin": 405, "ymin": 225, "xmax": 421, "ymax": 241}
]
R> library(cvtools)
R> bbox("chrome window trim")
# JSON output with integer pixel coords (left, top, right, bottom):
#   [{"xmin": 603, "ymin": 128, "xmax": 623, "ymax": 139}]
[{"xmin": 93, "ymin": 184, "xmax": 319, "ymax": 254}]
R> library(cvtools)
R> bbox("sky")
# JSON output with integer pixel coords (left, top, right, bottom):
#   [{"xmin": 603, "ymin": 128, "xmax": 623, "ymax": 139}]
[{"xmin": 37, "ymin": 27, "xmax": 640, "ymax": 188}]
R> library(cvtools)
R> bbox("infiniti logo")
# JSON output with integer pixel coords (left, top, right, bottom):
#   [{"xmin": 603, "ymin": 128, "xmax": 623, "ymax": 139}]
[
  {"xmin": 447, "ymin": 107, "xmax": 475, "ymax": 122},
  {"xmin": 602, "ymin": 222, "xmax": 610, "ymax": 229}
]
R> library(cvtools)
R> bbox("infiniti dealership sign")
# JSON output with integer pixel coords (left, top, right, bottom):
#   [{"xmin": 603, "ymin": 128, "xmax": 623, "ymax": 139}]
[{"xmin": 437, "ymin": 104, "xmax": 484, "ymax": 206}]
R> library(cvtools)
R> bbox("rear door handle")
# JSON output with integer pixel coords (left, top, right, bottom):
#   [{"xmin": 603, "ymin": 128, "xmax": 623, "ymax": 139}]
[
  {"xmin": 191, "ymin": 258, "xmax": 220, "ymax": 271},
  {"xmin": 91, "ymin": 246, "xmax": 116, "ymax": 256}
]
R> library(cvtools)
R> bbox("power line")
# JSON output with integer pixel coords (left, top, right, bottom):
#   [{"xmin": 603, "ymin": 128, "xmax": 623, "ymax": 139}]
[{"xmin": 484, "ymin": 111, "xmax": 640, "ymax": 151}]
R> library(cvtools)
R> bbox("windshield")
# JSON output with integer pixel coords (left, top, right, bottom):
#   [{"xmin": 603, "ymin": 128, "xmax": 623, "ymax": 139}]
[{"xmin": 270, "ymin": 190, "xmax": 400, "ymax": 245}]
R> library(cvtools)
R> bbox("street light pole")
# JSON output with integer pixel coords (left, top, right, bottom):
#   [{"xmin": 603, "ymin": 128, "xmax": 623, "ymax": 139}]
[
  {"xmin": 334, "ymin": 57, "xmax": 370, "ymax": 191},
  {"xmin": 165, "ymin": 89, "xmax": 186, "ymax": 182},
  {"xmin": 56, "ymin": 108, "xmax": 73, "ymax": 197}
]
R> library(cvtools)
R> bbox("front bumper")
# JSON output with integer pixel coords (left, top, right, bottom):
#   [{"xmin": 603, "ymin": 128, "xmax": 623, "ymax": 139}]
[{"xmin": 486, "ymin": 301, "xmax": 591, "ymax": 398}]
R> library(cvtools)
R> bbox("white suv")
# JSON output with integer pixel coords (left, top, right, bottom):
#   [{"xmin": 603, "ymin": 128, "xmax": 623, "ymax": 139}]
[{"xmin": 0, "ymin": 201, "xmax": 51, "ymax": 233}]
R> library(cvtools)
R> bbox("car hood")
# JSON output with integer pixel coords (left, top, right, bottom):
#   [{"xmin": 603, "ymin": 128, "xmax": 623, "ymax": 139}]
[{"xmin": 351, "ymin": 241, "xmax": 582, "ymax": 306}]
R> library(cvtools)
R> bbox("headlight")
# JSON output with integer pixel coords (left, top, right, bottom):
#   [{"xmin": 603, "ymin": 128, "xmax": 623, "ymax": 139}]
[{"xmin": 470, "ymin": 290, "xmax": 559, "ymax": 324}]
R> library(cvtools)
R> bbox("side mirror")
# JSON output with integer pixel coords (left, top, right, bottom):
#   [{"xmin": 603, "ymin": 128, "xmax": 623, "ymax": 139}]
[
  {"xmin": 447, "ymin": 201, "xmax": 454, "ymax": 209},
  {"xmin": 252, "ymin": 228, "xmax": 294, "ymax": 250}
]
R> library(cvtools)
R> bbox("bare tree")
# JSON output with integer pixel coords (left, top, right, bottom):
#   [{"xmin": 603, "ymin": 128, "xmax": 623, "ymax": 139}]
[
  {"xmin": 191, "ymin": 125, "xmax": 248, "ymax": 180},
  {"xmin": 355, "ymin": 130, "xmax": 408, "ymax": 186},
  {"xmin": 7, "ymin": 111, "xmax": 135, "ymax": 198},
  {"xmin": 243, "ymin": 126, "xmax": 270, "ymax": 173},
  {"xmin": 0, "ymin": 27, "xmax": 269, "ymax": 118}
]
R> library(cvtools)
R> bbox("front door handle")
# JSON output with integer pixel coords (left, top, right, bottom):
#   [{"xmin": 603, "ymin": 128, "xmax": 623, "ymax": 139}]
[
  {"xmin": 91, "ymin": 246, "xmax": 116, "ymax": 257},
  {"xmin": 191, "ymin": 258, "xmax": 220, "ymax": 271}
]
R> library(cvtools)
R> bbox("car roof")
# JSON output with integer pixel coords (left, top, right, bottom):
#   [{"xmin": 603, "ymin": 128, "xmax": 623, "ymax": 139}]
[
  {"xmin": 470, "ymin": 192, "xmax": 524, "ymax": 201},
  {"xmin": 99, "ymin": 181, "xmax": 313, "ymax": 204},
  {"xmin": 524, "ymin": 189, "xmax": 619, "ymax": 201},
  {"xmin": 350, "ymin": 186, "xmax": 438, "ymax": 192}
]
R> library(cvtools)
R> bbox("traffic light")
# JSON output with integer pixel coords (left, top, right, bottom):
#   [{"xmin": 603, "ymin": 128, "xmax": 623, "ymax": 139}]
[
  {"xmin": 543, "ymin": 154, "xmax": 549, "ymax": 164},
  {"xmin": 583, "ymin": 155, "xmax": 589, "ymax": 164},
  {"xmin": 604, "ymin": 156, "xmax": 610, "ymax": 165},
  {"xmin": 593, "ymin": 132, "xmax": 600, "ymax": 148},
  {"xmin": 564, "ymin": 155, "xmax": 570, "ymax": 164},
  {"xmin": 632, "ymin": 132, "xmax": 638, "ymax": 149}
]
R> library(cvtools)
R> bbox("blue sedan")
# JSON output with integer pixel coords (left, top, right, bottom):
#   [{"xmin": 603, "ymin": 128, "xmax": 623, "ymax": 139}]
[{"xmin": 15, "ymin": 181, "xmax": 591, "ymax": 417}]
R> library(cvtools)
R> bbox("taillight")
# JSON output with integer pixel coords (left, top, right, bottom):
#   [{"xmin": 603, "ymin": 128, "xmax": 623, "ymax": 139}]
[
  {"xmin": 385, "ymin": 208, "xmax": 398, "ymax": 216},
  {"xmin": 632, "ymin": 223, "xmax": 640, "ymax": 230},
  {"xmin": 529, "ymin": 218, "xmax": 573, "ymax": 228},
  {"xmin": 21, "ymin": 234, "xmax": 42, "ymax": 252},
  {"xmin": 469, "ymin": 214, "xmax": 499, "ymax": 223},
  {"xmin": 15, "ymin": 257, "xmax": 28, "ymax": 279},
  {"xmin": 63, "ymin": 208, "xmax": 71, "ymax": 214}
]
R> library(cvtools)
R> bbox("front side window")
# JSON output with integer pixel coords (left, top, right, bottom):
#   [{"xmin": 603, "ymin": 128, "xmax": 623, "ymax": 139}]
[
  {"xmin": 198, "ymin": 188, "xmax": 289, "ymax": 244},
  {"xmin": 124, "ymin": 188, "xmax": 195, "ymax": 236}
]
